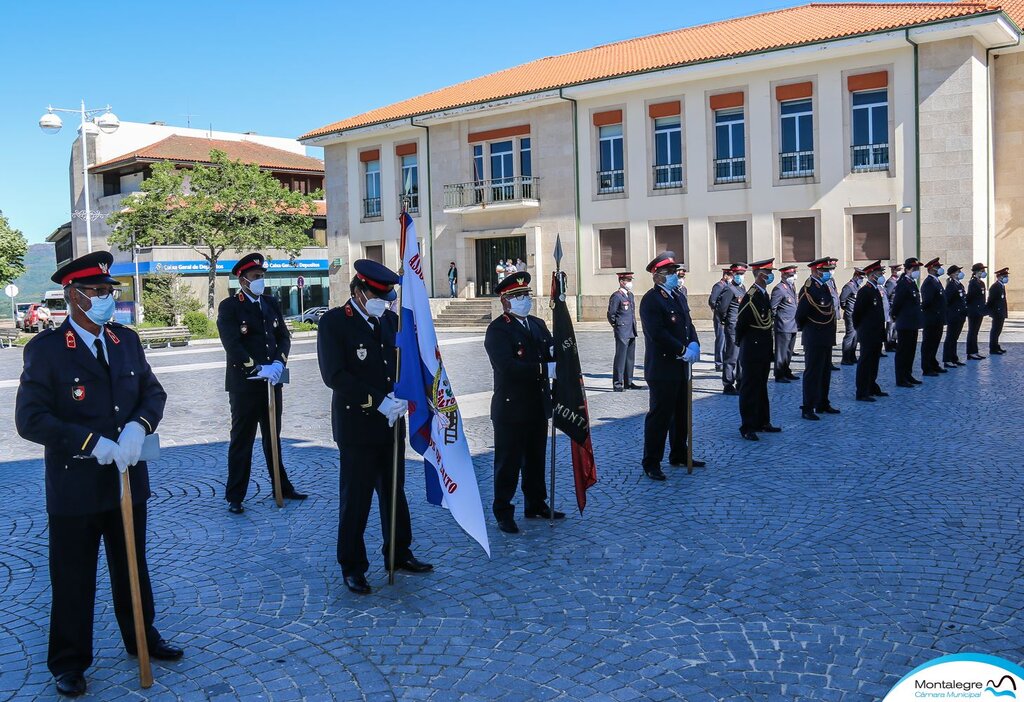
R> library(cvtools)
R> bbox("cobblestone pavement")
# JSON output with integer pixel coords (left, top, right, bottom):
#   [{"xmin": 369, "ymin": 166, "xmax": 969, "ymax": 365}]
[{"xmin": 1, "ymin": 318, "xmax": 1022, "ymax": 700}]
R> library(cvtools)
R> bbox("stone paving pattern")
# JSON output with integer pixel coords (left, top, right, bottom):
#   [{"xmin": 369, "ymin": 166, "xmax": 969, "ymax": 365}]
[{"xmin": 1, "ymin": 320, "xmax": 1023, "ymax": 700}]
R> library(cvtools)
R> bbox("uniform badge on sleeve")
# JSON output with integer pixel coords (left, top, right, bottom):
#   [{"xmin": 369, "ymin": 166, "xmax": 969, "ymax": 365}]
[
  {"xmin": 65, "ymin": 330, "xmax": 76, "ymax": 349},
  {"xmin": 357, "ymin": 344, "xmax": 367, "ymax": 361},
  {"xmin": 72, "ymin": 386, "xmax": 85, "ymax": 401}
]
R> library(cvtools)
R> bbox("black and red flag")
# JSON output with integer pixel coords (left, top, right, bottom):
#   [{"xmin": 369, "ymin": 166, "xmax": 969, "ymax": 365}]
[{"xmin": 549, "ymin": 236, "xmax": 597, "ymax": 512}]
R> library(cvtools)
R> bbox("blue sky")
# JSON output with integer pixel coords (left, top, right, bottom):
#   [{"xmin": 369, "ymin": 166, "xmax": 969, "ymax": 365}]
[{"xmin": 2, "ymin": 0, "xmax": 919, "ymax": 244}]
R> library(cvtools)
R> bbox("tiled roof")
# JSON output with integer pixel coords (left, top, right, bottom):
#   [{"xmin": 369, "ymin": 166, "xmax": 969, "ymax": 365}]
[
  {"xmin": 302, "ymin": 2, "xmax": 1010, "ymax": 140},
  {"xmin": 93, "ymin": 135, "xmax": 325, "ymax": 173}
]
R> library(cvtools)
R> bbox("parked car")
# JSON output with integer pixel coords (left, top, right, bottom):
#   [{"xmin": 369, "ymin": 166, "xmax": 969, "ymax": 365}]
[
  {"xmin": 23, "ymin": 303, "xmax": 52, "ymax": 333},
  {"xmin": 286, "ymin": 306, "xmax": 327, "ymax": 324},
  {"xmin": 14, "ymin": 302, "xmax": 32, "ymax": 329}
]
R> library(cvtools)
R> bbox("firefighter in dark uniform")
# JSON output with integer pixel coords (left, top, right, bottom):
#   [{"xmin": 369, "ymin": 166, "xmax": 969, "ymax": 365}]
[
  {"xmin": 316, "ymin": 260, "xmax": 432, "ymax": 595},
  {"xmin": 483, "ymin": 271, "xmax": 562, "ymax": 533},
  {"xmin": 607, "ymin": 271, "xmax": 639, "ymax": 391},
  {"xmin": 708, "ymin": 268, "xmax": 731, "ymax": 372},
  {"xmin": 216, "ymin": 253, "xmax": 307, "ymax": 514},
  {"xmin": 639, "ymin": 252, "xmax": 704, "ymax": 480},
  {"xmin": 852, "ymin": 260, "xmax": 889, "ymax": 401},
  {"xmin": 735, "ymin": 259, "xmax": 780, "ymax": 440},
  {"xmin": 839, "ymin": 268, "xmax": 863, "ymax": 365},
  {"xmin": 884, "ymin": 264, "xmax": 902, "ymax": 352},
  {"xmin": 15, "ymin": 251, "xmax": 182, "ymax": 698},
  {"xmin": 919, "ymin": 257, "xmax": 947, "ymax": 376},
  {"xmin": 795, "ymin": 257, "xmax": 839, "ymax": 420},
  {"xmin": 891, "ymin": 257, "xmax": 925, "ymax": 387},
  {"xmin": 942, "ymin": 265, "xmax": 968, "ymax": 368},
  {"xmin": 988, "ymin": 267, "xmax": 1010, "ymax": 354},
  {"xmin": 771, "ymin": 264, "xmax": 799, "ymax": 383},
  {"xmin": 716, "ymin": 262, "xmax": 747, "ymax": 395},
  {"xmin": 966, "ymin": 263, "xmax": 989, "ymax": 360}
]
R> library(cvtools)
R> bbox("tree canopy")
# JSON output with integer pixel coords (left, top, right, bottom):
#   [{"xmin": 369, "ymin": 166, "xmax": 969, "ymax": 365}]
[{"xmin": 0, "ymin": 210, "xmax": 28, "ymax": 287}]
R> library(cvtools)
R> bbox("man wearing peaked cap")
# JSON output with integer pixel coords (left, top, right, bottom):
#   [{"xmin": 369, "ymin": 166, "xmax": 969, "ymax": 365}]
[
  {"xmin": 852, "ymin": 260, "xmax": 889, "ymax": 401},
  {"xmin": 839, "ymin": 267, "xmax": 865, "ymax": 365},
  {"xmin": 217, "ymin": 252, "xmax": 307, "ymax": 516},
  {"xmin": 640, "ymin": 252, "xmax": 704, "ymax": 480},
  {"xmin": 884, "ymin": 263, "xmax": 902, "ymax": 352},
  {"xmin": 795, "ymin": 257, "xmax": 840, "ymax": 420},
  {"xmin": 965, "ymin": 263, "xmax": 988, "ymax": 360},
  {"xmin": 317, "ymin": 260, "xmax": 432, "ymax": 594},
  {"xmin": 607, "ymin": 271, "xmax": 640, "ymax": 392},
  {"xmin": 708, "ymin": 267, "xmax": 732, "ymax": 372},
  {"xmin": 942, "ymin": 265, "xmax": 968, "ymax": 368},
  {"xmin": 770, "ymin": 264, "xmax": 800, "ymax": 383},
  {"xmin": 825, "ymin": 258, "xmax": 842, "ymax": 371},
  {"xmin": 987, "ymin": 267, "xmax": 1010, "ymax": 354},
  {"xmin": 715, "ymin": 262, "xmax": 748, "ymax": 395},
  {"xmin": 891, "ymin": 257, "xmax": 925, "ymax": 387},
  {"xmin": 483, "ymin": 270, "xmax": 562, "ymax": 533},
  {"xmin": 735, "ymin": 259, "xmax": 780, "ymax": 440},
  {"xmin": 16, "ymin": 251, "xmax": 183, "ymax": 696},
  {"xmin": 919, "ymin": 257, "xmax": 947, "ymax": 376}
]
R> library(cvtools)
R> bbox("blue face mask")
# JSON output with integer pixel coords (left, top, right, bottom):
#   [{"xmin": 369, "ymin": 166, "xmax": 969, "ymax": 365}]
[
  {"xmin": 821, "ymin": 271, "xmax": 833, "ymax": 282},
  {"xmin": 1000, "ymin": 276, "xmax": 1009, "ymax": 285},
  {"xmin": 663, "ymin": 273, "xmax": 679, "ymax": 290},
  {"xmin": 765, "ymin": 273, "xmax": 775, "ymax": 285},
  {"xmin": 733, "ymin": 275, "xmax": 745, "ymax": 286},
  {"xmin": 78, "ymin": 291, "xmax": 116, "ymax": 326}
]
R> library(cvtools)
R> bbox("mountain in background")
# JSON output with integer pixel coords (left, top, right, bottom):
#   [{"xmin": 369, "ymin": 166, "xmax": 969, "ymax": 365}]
[{"xmin": 8, "ymin": 243, "xmax": 57, "ymax": 308}]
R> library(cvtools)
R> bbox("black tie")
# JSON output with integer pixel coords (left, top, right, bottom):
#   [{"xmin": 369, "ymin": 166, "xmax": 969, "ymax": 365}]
[
  {"xmin": 369, "ymin": 316, "xmax": 381, "ymax": 342},
  {"xmin": 94, "ymin": 339, "xmax": 109, "ymax": 373}
]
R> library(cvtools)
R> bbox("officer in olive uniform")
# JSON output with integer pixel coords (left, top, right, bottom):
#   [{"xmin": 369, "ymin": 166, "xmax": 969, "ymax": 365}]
[
  {"xmin": 15, "ymin": 252, "xmax": 182, "ymax": 698},
  {"xmin": 484, "ymin": 271, "xmax": 562, "ymax": 534},
  {"xmin": 795, "ymin": 257, "xmax": 839, "ymax": 420},
  {"xmin": 839, "ymin": 268, "xmax": 863, "ymax": 365},
  {"xmin": 639, "ymin": 252, "xmax": 704, "ymax": 480},
  {"xmin": 317, "ymin": 260, "xmax": 432, "ymax": 594},
  {"xmin": 942, "ymin": 265, "xmax": 968, "ymax": 368},
  {"xmin": 607, "ymin": 271, "xmax": 639, "ymax": 391},
  {"xmin": 735, "ymin": 259, "xmax": 780, "ymax": 440},
  {"xmin": 770, "ymin": 265, "xmax": 799, "ymax": 383},
  {"xmin": 919, "ymin": 257, "xmax": 947, "ymax": 376},
  {"xmin": 708, "ymin": 268, "xmax": 732, "ymax": 372},
  {"xmin": 884, "ymin": 264, "xmax": 902, "ymax": 352},
  {"xmin": 217, "ymin": 253, "xmax": 307, "ymax": 514},
  {"xmin": 891, "ymin": 257, "xmax": 925, "ymax": 387},
  {"xmin": 716, "ymin": 262, "xmax": 748, "ymax": 395},
  {"xmin": 966, "ymin": 263, "xmax": 989, "ymax": 360},
  {"xmin": 852, "ymin": 260, "xmax": 889, "ymax": 401},
  {"xmin": 988, "ymin": 267, "xmax": 1010, "ymax": 354}
]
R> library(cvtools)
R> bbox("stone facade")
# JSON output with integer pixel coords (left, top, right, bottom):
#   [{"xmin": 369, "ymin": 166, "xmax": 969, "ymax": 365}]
[{"xmin": 993, "ymin": 50, "xmax": 1024, "ymax": 310}]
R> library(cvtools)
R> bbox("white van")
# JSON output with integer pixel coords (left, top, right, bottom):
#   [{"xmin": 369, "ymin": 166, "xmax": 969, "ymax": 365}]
[{"xmin": 40, "ymin": 290, "xmax": 68, "ymax": 329}]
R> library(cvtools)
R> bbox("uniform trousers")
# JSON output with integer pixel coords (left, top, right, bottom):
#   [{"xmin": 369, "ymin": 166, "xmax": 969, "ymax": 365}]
[
  {"xmin": 990, "ymin": 318, "xmax": 1006, "ymax": 352},
  {"xmin": 492, "ymin": 419, "xmax": 548, "ymax": 521},
  {"xmin": 774, "ymin": 332, "xmax": 796, "ymax": 378},
  {"xmin": 841, "ymin": 313, "xmax": 858, "ymax": 363},
  {"xmin": 611, "ymin": 336, "xmax": 636, "ymax": 389},
  {"xmin": 713, "ymin": 317, "xmax": 725, "ymax": 366},
  {"xmin": 47, "ymin": 504, "xmax": 159, "ymax": 677},
  {"xmin": 966, "ymin": 315, "xmax": 984, "ymax": 355},
  {"xmin": 801, "ymin": 344, "xmax": 833, "ymax": 412},
  {"xmin": 920, "ymin": 324, "xmax": 943, "ymax": 373},
  {"xmin": 943, "ymin": 317, "xmax": 965, "ymax": 363},
  {"xmin": 855, "ymin": 338, "xmax": 883, "ymax": 398},
  {"xmin": 336, "ymin": 433, "xmax": 413, "ymax": 577},
  {"xmin": 721, "ymin": 325, "xmax": 740, "ymax": 386},
  {"xmin": 738, "ymin": 358, "xmax": 771, "ymax": 432},
  {"xmin": 642, "ymin": 363, "xmax": 689, "ymax": 471},
  {"xmin": 895, "ymin": 329, "xmax": 919, "ymax": 383},
  {"xmin": 226, "ymin": 382, "xmax": 294, "ymax": 503}
]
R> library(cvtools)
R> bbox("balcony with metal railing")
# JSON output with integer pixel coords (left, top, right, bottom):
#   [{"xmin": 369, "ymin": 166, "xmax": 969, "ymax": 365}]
[
  {"xmin": 779, "ymin": 151, "xmax": 815, "ymax": 179},
  {"xmin": 714, "ymin": 157, "xmax": 746, "ymax": 184},
  {"xmin": 399, "ymin": 192, "xmax": 419, "ymax": 214},
  {"xmin": 363, "ymin": 197, "xmax": 382, "ymax": 219},
  {"xmin": 442, "ymin": 176, "xmax": 539, "ymax": 213},
  {"xmin": 851, "ymin": 143, "xmax": 889, "ymax": 172},
  {"xmin": 597, "ymin": 170, "xmax": 625, "ymax": 194},
  {"xmin": 653, "ymin": 164, "xmax": 684, "ymax": 190}
]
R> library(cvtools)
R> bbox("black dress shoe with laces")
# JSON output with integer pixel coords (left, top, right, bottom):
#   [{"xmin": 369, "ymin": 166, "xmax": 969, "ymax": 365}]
[
  {"xmin": 282, "ymin": 488, "xmax": 308, "ymax": 500},
  {"xmin": 626, "ymin": 383, "xmax": 644, "ymax": 389},
  {"xmin": 644, "ymin": 468, "xmax": 667, "ymax": 481},
  {"xmin": 741, "ymin": 431, "xmax": 759, "ymax": 441},
  {"xmin": 817, "ymin": 406, "xmax": 841, "ymax": 414},
  {"xmin": 968, "ymin": 353, "xmax": 986, "ymax": 360},
  {"xmin": 55, "ymin": 672, "xmax": 86, "ymax": 697},
  {"xmin": 344, "ymin": 574, "xmax": 372, "ymax": 594},
  {"xmin": 872, "ymin": 390, "xmax": 890, "ymax": 397},
  {"xmin": 787, "ymin": 372, "xmax": 800, "ymax": 380},
  {"xmin": 390, "ymin": 557, "xmax": 434, "ymax": 573},
  {"xmin": 127, "ymin": 638, "xmax": 184, "ymax": 661},
  {"xmin": 774, "ymin": 376, "xmax": 791, "ymax": 384},
  {"xmin": 227, "ymin": 502, "xmax": 244, "ymax": 514},
  {"xmin": 909, "ymin": 377, "xmax": 923, "ymax": 385},
  {"xmin": 525, "ymin": 506, "xmax": 566, "ymax": 519},
  {"xmin": 760, "ymin": 424, "xmax": 782, "ymax": 433},
  {"xmin": 801, "ymin": 410, "xmax": 820, "ymax": 421},
  {"xmin": 497, "ymin": 517, "xmax": 520, "ymax": 533}
]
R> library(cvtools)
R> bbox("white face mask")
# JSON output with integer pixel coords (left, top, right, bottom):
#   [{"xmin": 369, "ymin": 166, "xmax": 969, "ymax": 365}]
[
  {"xmin": 786, "ymin": 274, "xmax": 797, "ymax": 284},
  {"xmin": 246, "ymin": 278, "xmax": 266, "ymax": 296},
  {"xmin": 623, "ymin": 281, "xmax": 634, "ymax": 291},
  {"xmin": 364, "ymin": 298, "xmax": 388, "ymax": 317},
  {"xmin": 509, "ymin": 297, "xmax": 532, "ymax": 318}
]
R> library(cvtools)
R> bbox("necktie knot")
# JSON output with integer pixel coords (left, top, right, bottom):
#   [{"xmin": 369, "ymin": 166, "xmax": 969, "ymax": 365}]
[{"xmin": 94, "ymin": 339, "xmax": 109, "ymax": 372}]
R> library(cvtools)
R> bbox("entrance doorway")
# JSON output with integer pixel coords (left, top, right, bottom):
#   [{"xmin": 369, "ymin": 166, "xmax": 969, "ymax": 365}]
[{"xmin": 475, "ymin": 236, "xmax": 526, "ymax": 296}]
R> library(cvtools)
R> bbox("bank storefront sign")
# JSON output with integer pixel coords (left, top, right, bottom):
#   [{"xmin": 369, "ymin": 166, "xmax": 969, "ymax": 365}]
[{"xmin": 109, "ymin": 259, "xmax": 328, "ymax": 276}]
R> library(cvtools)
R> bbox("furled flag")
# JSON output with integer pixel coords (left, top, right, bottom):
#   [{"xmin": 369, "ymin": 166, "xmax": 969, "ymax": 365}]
[
  {"xmin": 549, "ymin": 254, "xmax": 598, "ymax": 513},
  {"xmin": 394, "ymin": 212, "xmax": 490, "ymax": 556}
]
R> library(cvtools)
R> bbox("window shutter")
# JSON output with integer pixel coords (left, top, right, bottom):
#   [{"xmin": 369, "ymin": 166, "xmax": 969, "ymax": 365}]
[
  {"xmin": 654, "ymin": 225, "xmax": 685, "ymax": 262},
  {"xmin": 715, "ymin": 221, "xmax": 748, "ymax": 264},
  {"xmin": 359, "ymin": 149, "xmax": 380, "ymax": 163},
  {"xmin": 593, "ymin": 110, "xmax": 623, "ymax": 127},
  {"xmin": 599, "ymin": 228, "xmax": 627, "ymax": 269},
  {"xmin": 395, "ymin": 142, "xmax": 417, "ymax": 156},
  {"xmin": 467, "ymin": 125, "xmax": 530, "ymax": 143},
  {"xmin": 648, "ymin": 101, "xmax": 681, "ymax": 118},
  {"xmin": 851, "ymin": 213, "xmax": 890, "ymax": 260},
  {"xmin": 780, "ymin": 217, "xmax": 816, "ymax": 262},
  {"xmin": 775, "ymin": 82, "xmax": 813, "ymax": 101},
  {"xmin": 847, "ymin": 71, "xmax": 888, "ymax": 92},
  {"xmin": 709, "ymin": 92, "xmax": 744, "ymax": 111}
]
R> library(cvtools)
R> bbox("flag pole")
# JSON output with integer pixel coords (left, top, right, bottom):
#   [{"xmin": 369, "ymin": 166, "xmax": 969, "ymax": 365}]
[
  {"xmin": 549, "ymin": 237, "xmax": 564, "ymax": 525},
  {"xmin": 389, "ymin": 204, "xmax": 408, "ymax": 585},
  {"xmin": 686, "ymin": 361, "xmax": 694, "ymax": 474}
]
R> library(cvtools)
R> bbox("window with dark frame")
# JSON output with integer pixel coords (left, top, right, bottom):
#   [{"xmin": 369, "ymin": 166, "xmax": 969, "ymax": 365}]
[
  {"xmin": 598, "ymin": 227, "xmax": 627, "ymax": 269},
  {"xmin": 851, "ymin": 213, "xmax": 891, "ymax": 260},
  {"xmin": 598, "ymin": 124, "xmax": 625, "ymax": 193},
  {"xmin": 653, "ymin": 117, "xmax": 683, "ymax": 188},
  {"xmin": 779, "ymin": 99, "xmax": 814, "ymax": 178},
  {"xmin": 714, "ymin": 110, "xmax": 746, "ymax": 183},
  {"xmin": 780, "ymin": 217, "xmax": 816, "ymax": 262},
  {"xmin": 363, "ymin": 159, "xmax": 381, "ymax": 218},
  {"xmin": 103, "ymin": 172, "xmax": 121, "ymax": 197},
  {"xmin": 715, "ymin": 220, "xmax": 748, "ymax": 264},
  {"xmin": 364, "ymin": 244, "xmax": 384, "ymax": 264},
  {"xmin": 654, "ymin": 224, "xmax": 685, "ymax": 262},
  {"xmin": 851, "ymin": 89, "xmax": 889, "ymax": 171}
]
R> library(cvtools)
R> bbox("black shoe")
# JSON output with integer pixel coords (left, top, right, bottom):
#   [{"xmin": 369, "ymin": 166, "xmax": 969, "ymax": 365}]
[
  {"xmin": 943, "ymin": 362, "xmax": 958, "ymax": 369},
  {"xmin": 644, "ymin": 468, "xmax": 667, "ymax": 481},
  {"xmin": 786, "ymin": 373, "xmax": 800, "ymax": 380},
  {"xmin": 626, "ymin": 383, "xmax": 644, "ymax": 389},
  {"xmin": 390, "ymin": 556, "xmax": 434, "ymax": 573},
  {"xmin": 831, "ymin": 364, "xmax": 841, "ymax": 371},
  {"xmin": 127, "ymin": 638, "xmax": 184, "ymax": 661},
  {"xmin": 909, "ymin": 377, "xmax": 923, "ymax": 385},
  {"xmin": 740, "ymin": 431, "xmax": 759, "ymax": 441},
  {"xmin": 879, "ymin": 352, "xmax": 888, "ymax": 357},
  {"xmin": 714, "ymin": 364, "xmax": 723, "ymax": 372},
  {"xmin": 936, "ymin": 367, "xmax": 948, "ymax": 374},
  {"xmin": 344, "ymin": 574, "xmax": 372, "ymax": 594},
  {"xmin": 992, "ymin": 348, "xmax": 1007, "ymax": 355},
  {"xmin": 525, "ymin": 506, "xmax": 566, "ymax": 519},
  {"xmin": 774, "ymin": 376, "xmax": 791, "ymax": 384},
  {"xmin": 669, "ymin": 457, "xmax": 706, "ymax": 468},
  {"xmin": 228, "ymin": 502, "xmax": 244, "ymax": 514},
  {"xmin": 896, "ymin": 381, "xmax": 915, "ymax": 388},
  {"xmin": 55, "ymin": 672, "xmax": 86, "ymax": 697},
  {"xmin": 956, "ymin": 361, "xmax": 967, "ymax": 366},
  {"xmin": 613, "ymin": 387, "xmax": 625, "ymax": 393},
  {"xmin": 872, "ymin": 390, "xmax": 889, "ymax": 397},
  {"xmin": 282, "ymin": 487, "xmax": 308, "ymax": 500},
  {"xmin": 801, "ymin": 410, "xmax": 820, "ymax": 421},
  {"xmin": 817, "ymin": 406, "xmax": 841, "ymax": 414},
  {"xmin": 841, "ymin": 360, "xmax": 856, "ymax": 366},
  {"xmin": 968, "ymin": 354, "xmax": 986, "ymax": 360},
  {"xmin": 722, "ymin": 384, "xmax": 738, "ymax": 395},
  {"xmin": 923, "ymin": 371, "xmax": 940, "ymax": 377},
  {"xmin": 760, "ymin": 424, "xmax": 782, "ymax": 433},
  {"xmin": 856, "ymin": 395, "xmax": 876, "ymax": 402},
  {"xmin": 497, "ymin": 517, "xmax": 520, "ymax": 534}
]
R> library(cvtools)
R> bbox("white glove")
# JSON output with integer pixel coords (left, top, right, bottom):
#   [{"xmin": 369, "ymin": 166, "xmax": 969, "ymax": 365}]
[
  {"xmin": 377, "ymin": 394, "xmax": 408, "ymax": 426},
  {"xmin": 248, "ymin": 365, "xmax": 276, "ymax": 381},
  {"xmin": 546, "ymin": 362, "xmax": 557, "ymax": 379},
  {"xmin": 682, "ymin": 342, "xmax": 700, "ymax": 363},
  {"xmin": 91, "ymin": 437, "xmax": 119, "ymax": 466},
  {"xmin": 377, "ymin": 394, "xmax": 399, "ymax": 419},
  {"xmin": 117, "ymin": 422, "xmax": 146, "ymax": 468}
]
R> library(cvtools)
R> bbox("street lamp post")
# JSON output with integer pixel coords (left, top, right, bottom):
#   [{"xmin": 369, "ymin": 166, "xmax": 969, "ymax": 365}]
[{"xmin": 39, "ymin": 100, "xmax": 120, "ymax": 254}]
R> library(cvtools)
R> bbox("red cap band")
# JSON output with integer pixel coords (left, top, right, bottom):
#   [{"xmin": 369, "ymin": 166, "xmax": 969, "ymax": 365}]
[
  {"xmin": 652, "ymin": 258, "xmax": 676, "ymax": 270},
  {"xmin": 356, "ymin": 273, "xmax": 391, "ymax": 292},
  {"xmin": 236, "ymin": 260, "xmax": 262, "ymax": 276},
  {"xmin": 60, "ymin": 265, "xmax": 107, "ymax": 286}
]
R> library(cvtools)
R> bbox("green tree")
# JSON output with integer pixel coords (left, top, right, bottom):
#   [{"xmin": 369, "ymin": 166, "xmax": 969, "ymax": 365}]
[
  {"xmin": 0, "ymin": 211, "xmax": 28, "ymax": 286},
  {"xmin": 141, "ymin": 269, "xmax": 202, "ymax": 325},
  {"xmin": 106, "ymin": 150, "xmax": 322, "ymax": 313}
]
